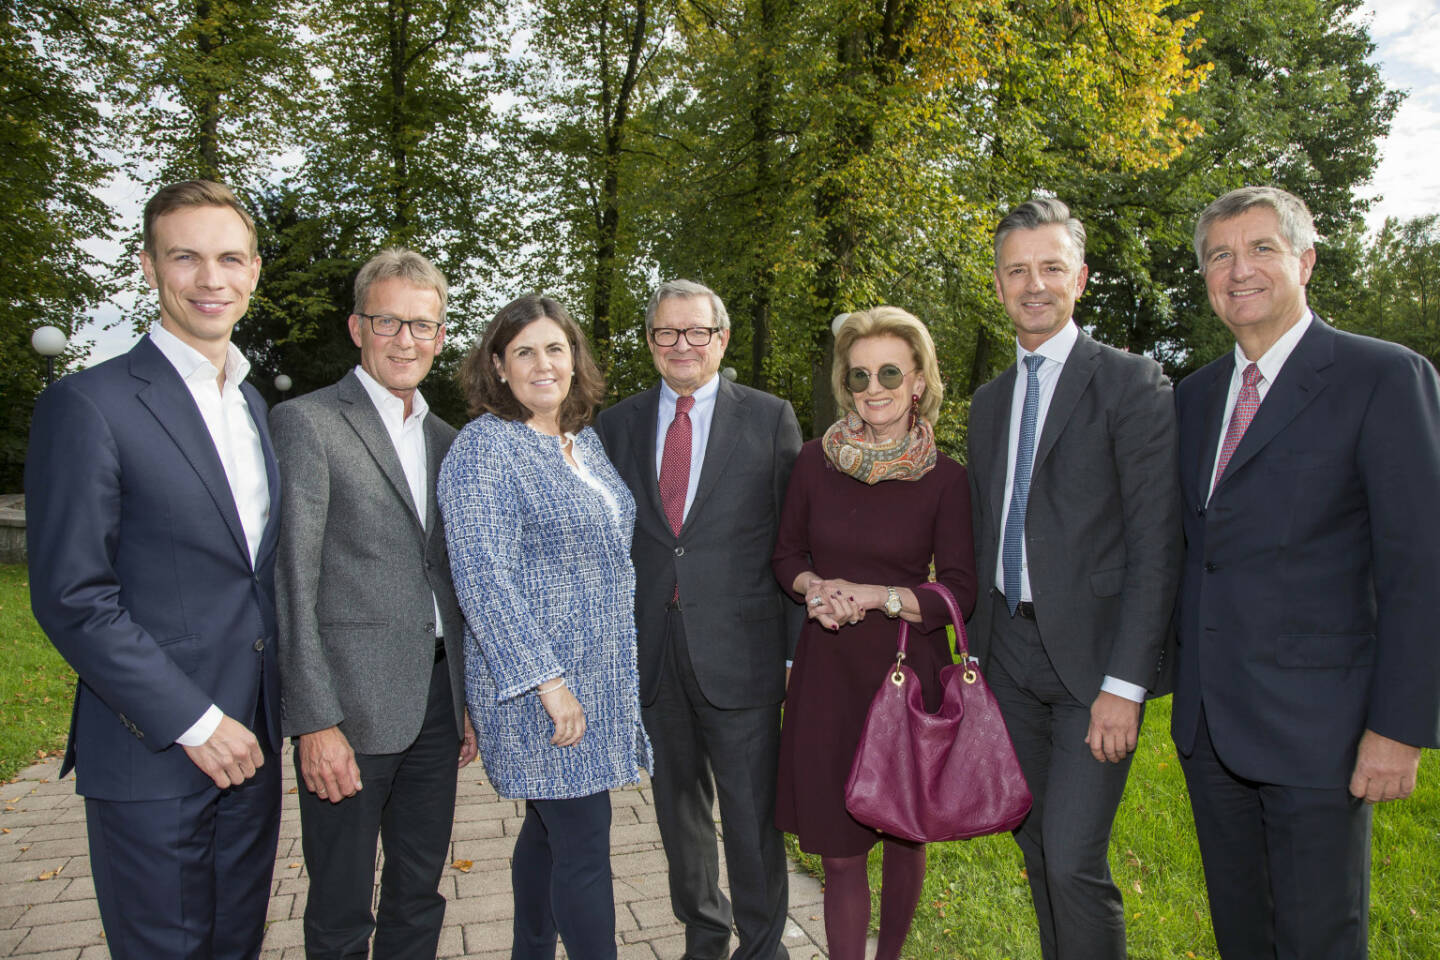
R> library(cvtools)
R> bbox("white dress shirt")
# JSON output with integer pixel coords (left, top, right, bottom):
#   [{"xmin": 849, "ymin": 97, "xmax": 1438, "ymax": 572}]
[
  {"xmin": 1206, "ymin": 311, "xmax": 1313, "ymax": 503},
  {"xmin": 994, "ymin": 321, "xmax": 1145, "ymax": 704},
  {"xmin": 654, "ymin": 373, "xmax": 721, "ymax": 523},
  {"xmin": 353, "ymin": 365, "xmax": 445, "ymax": 638},
  {"xmin": 149, "ymin": 325, "xmax": 270, "ymax": 746}
]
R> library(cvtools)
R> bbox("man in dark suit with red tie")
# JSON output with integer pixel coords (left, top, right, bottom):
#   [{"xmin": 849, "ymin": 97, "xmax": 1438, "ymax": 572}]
[
  {"xmin": 596, "ymin": 279, "xmax": 802, "ymax": 960},
  {"xmin": 1173, "ymin": 186, "xmax": 1440, "ymax": 959}
]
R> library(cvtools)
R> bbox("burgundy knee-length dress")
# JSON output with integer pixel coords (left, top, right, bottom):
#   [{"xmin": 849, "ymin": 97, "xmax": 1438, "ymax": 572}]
[{"xmin": 772, "ymin": 439, "xmax": 977, "ymax": 857}]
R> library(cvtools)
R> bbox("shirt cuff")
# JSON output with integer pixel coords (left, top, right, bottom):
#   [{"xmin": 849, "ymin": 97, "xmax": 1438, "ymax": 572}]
[
  {"xmin": 1100, "ymin": 676, "xmax": 1146, "ymax": 703},
  {"xmin": 175, "ymin": 704, "xmax": 223, "ymax": 747}
]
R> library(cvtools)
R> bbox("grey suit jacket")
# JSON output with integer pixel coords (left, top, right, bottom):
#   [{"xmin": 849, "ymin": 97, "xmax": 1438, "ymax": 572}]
[
  {"xmin": 966, "ymin": 330, "xmax": 1183, "ymax": 702},
  {"xmin": 272, "ymin": 370, "xmax": 465, "ymax": 754},
  {"xmin": 595, "ymin": 377, "xmax": 803, "ymax": 709}
]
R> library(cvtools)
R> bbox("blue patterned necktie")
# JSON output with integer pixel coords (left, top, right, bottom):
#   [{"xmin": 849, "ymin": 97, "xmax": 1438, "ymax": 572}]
[{"xmin": 1002, "ymin": 354, "xmax": 1045, "ymax": 615}]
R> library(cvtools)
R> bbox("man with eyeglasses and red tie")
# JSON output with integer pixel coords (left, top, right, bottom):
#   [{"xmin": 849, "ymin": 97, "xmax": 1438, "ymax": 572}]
[
  {"xmin": 271, "ymin": 248, "xmax": 477, "ymax": 960},
  {"xmin": 596, "ymin": 279, "xmax": 803, "ymax": 960}
]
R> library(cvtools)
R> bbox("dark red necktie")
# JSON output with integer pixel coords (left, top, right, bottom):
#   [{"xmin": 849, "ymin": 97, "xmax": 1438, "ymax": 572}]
[
  {"xmin": 660, "ymin": 395, "xmax": 695, "ymax": 536},
  {"xmin": 1214, "ymin": 362, "xmax": 1262, "ymax": 483}
]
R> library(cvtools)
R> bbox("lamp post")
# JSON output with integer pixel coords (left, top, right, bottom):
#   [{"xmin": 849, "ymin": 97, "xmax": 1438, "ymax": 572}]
[
  {"xmin": 274, "ymin": 373, "xmax": 293, "ymax": 395},
  {"xmin": 30, "ymin": 326, "xmax": 68, "ymax": 387}
]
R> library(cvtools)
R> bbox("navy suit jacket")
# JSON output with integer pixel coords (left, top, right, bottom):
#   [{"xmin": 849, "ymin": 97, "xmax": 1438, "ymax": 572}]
[
  {"xmin": 26, "ymin": 335, "xmax": 282, "ymax": 801},
  {"xmin": 1172, "ymin": 317, "xmax": 1440, "ymax": 788}
]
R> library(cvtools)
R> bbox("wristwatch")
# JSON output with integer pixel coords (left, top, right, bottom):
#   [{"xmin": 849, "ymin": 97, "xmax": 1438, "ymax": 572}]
[{"xmin": 883, "ymin": 586, "xmax": 902, "ymax": 618}]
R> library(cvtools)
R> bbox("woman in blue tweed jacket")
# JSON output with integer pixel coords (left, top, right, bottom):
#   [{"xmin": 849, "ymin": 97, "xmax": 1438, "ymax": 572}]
[{"xmin": 438, "ymin": 295, "xmax": 651, "ymax": 960}]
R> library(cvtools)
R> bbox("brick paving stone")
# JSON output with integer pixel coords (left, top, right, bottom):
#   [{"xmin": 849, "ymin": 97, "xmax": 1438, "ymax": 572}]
[
  {"xmin": 15, "ymin": 897, "xmax": 100, "ymax": 927},
  {"xmin": 13, "ymin": 916, "xmax": 104, "ymax": 951},
  {"xmin": 2, "ymin": 749, "xmax": 832, "ymax": 960}
]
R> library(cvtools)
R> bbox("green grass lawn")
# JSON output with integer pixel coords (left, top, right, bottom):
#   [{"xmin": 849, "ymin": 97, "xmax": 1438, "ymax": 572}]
[
  {"xmin": 789, "ymin": 701, "xmax": 1440, "ymax": 959},
  {"xmin": 0, "ymin": 563, "xmax": 75, "ymax": 782}
]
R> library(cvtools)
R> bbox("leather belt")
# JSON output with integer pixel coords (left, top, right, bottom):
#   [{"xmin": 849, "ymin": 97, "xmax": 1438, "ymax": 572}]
[{"xmin": 993, "ymin": 588, "xmax": 1036, "ymax": 620}]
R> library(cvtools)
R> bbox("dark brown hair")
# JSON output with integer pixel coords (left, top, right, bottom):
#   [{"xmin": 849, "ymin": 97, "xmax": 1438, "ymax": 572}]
[
  {"xmin": 142, "ymin": 180, "xmax": 257, "ymax": 257},
  {"xmin": 459, "ymin": 296, "xmax": 606, "ymax": 434}
]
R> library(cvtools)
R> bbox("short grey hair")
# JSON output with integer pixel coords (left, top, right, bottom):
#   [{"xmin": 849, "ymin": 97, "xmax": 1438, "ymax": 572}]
[
  {"xmin": 354, "ymin": 248, "xmax": 449, "ymax": 323},
  {"xmin": 645, "ymin": 279, "xmax": 730, "ymax": 332},
  {"xmin": 993, "ymin": 198, "xmax": 1087, "ymax": 271},
  {"xmin": 1194, "ymin": 186, "xmax": 1317, "ymax": 273}
]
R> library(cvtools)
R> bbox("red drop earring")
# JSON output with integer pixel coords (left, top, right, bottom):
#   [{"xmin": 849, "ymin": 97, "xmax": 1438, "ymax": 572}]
[{"xmin": 909, "ymin": 394, "xmax": 919, "ymax": 430}]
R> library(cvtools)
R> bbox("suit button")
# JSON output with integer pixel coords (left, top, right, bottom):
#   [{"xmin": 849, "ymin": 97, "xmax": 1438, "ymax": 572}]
[
  {"xmin": 425, "ymin": 560, "xmax": 434, "ymax": 570},
  {"xmin": 675, "ymin": 546, "xmax": 685, "ymax": 557},
  {"xmin": 1196, "ymin": 505, "xmax": 1205, "ymax": 517},
  {"xmin": 426, "ymin": 622, "xmax": 436, "ymax": 634},
  {"xmin": 253, "ymin": 638, "xmax": 265, "ymax": 652},
  {"xmin": 1203, "ymin": 561, "xmax": 1217, "ymax": 573}
]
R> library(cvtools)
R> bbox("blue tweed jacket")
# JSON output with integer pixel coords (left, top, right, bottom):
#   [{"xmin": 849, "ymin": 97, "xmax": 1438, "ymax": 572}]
[{"xmin": 438, "ymin": 413, "xmax": 652, "ymax": 799}]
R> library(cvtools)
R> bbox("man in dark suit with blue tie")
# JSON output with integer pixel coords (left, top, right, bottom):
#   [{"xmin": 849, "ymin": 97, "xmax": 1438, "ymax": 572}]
[
  {"xmin": 1174, "ymin": 186, "xmax": 1440, "ymax": 959},
  {"xmin": 967, "ymin": 199, "xmax": 1182, "ymax": 960},
  {"xmin": 27, "ymin": 180, "xmax": 282, "ymax": 960}
]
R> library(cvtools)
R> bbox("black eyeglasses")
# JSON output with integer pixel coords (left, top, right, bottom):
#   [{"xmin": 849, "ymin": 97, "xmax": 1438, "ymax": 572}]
[
  {"xmin": 650, "ymin": 326, "xmax": 721, "ymax": 347},
  {"xmin": 846, "ymin": 364, "xmax": 912, "ymax": 392},
  {"xmin": 359, "ymin": 313, "xmax": 443, "ymax": 341}
]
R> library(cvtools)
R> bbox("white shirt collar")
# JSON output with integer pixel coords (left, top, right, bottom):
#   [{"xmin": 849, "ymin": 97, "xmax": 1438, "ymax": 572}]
[
  {"xmin": 353, "ymin": 364, "xmax": 429, "ymax": 427},
  {"xmin": 1015, "ymin": 319, "xmax": 1080, "ymax": 368},
  {"xmin": 659, "ymin": 372, "xmax": 721, "ymax": 408},
  {"xmin": 1231, "ymin": 310, "xmax": 1313, "ymax": 384},
  {"xmin": 150, "ymin": 323, "xmax": 251, "ymax": 389}
]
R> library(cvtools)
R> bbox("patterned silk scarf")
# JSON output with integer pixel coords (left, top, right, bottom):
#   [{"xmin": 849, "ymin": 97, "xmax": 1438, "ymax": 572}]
[{"xmin": 821, "ymin": 410, "xmax": 938, "ymax": 484}]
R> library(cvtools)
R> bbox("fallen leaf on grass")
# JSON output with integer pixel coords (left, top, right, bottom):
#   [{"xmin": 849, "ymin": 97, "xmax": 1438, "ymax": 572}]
[
  {"xmin": 1131, "ymin": 881, "xmax": 1143, "ymax": 895},
  {"xmin": 452, "ymin": 859, "xmax": 473, "ymax": 873}
]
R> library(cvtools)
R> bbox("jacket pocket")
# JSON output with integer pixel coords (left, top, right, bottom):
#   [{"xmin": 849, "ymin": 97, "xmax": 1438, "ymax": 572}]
[
  {"xmin": 1089, "ymin": 566, "xmax": 1124, "ymax": 598},
  {"xmin": 1277, "ymin": 633, "xmax": 1375, "ymax": 668}
]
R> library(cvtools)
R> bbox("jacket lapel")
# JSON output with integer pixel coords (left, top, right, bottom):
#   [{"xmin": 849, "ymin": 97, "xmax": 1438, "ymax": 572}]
[
  {"xmin": 631, "ymin": 386, "xmax": 668, "ymax": 530},
  {"xmin": 423, "ymin": 415, "xmax": 447, "ymax": 539},
  {"xmin": 338, "ymin": 371, "xmax": 423, "ymax": 526},
  {"xmin": 1194, "ymin": 358, "xmax": 1232, "ymax": 502},
  {"xmin": 688, "ymin": 378, "xmax": 742, "ymax": 526},
  {"xmin": 1211, "ymin": 319, "xmax": 1334, "ymax": 496},
  {"xmin": 130, "ymin": 336, "xmax": 253, "ymax": 567},
  {"xmin": 982, "ymin": 368, "xmax": 1016, "ymax": 531},
  {"xmin": 1032, "ymin": 332, "xmax": 1100, "ymax": 473},
  {"xmin": 245, "ymin": 381, "xmax": 281, "ymax": 571}
]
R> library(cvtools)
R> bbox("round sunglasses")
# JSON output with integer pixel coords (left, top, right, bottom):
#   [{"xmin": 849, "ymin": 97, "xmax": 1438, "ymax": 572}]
[{"xmin": 846, "ymin": 364, "xmax": 913, "ymax": 392}]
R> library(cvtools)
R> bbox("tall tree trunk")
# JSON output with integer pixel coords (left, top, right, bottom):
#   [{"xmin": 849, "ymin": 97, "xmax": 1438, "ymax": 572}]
[
  {"xmin": 194, "ymin": 0, "xmax": 220, "ymax": 178},
  {"xmin": 591, "ymin": 0, "xmax": 647, "ymax": 371},
  {"xmin": 388, "ymin": 0, "xmax": 411, "ymax": 236},
  {"xmin": 748, "ymin": 0, "xmax": 780, "ymax": 391}
]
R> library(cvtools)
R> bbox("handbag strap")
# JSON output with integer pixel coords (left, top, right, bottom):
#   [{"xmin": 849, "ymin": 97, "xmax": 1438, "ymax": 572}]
[{"xmin": 895, "ymin": 581, "xmax": 972, "ymax": 659}]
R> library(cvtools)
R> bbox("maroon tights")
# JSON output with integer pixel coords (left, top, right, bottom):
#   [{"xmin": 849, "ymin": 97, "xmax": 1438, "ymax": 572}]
[{"xmin": 821, "ymin": 841, "xmax": 926, "ymax": 960}]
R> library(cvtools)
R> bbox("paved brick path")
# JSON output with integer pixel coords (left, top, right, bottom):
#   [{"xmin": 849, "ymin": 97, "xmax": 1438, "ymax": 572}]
[{"xmin": 0, "ymin": 746, "xmax": 829, "ymax": 959}]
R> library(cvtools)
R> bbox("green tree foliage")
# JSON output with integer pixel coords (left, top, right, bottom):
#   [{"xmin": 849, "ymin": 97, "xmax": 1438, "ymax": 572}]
[
  {"xmin": 301, "ymin": 0, "xmax": 510, "ymax": 339},
  {"xmin": 0, "ymin": 0, "xmax": 118, "ymax": 489},
  {"xmin": 1347, "ymin": 215, "xmax": 1440, "ymax": 368},
  {"xmin": 1061, "ymin": 0, "xmax": 1400, "ymax": 381},
  {"xmin": 112, "ymin": 0, "xmax": 313, "ymax": 185}
]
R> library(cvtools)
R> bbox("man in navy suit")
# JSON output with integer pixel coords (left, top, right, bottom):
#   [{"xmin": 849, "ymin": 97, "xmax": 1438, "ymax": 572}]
[
  {"xmin": 1173, "ymin": 185, "xmax": 1440, "ymax": 959},
  {"xmin": 27, "ymin": 180, "xmax": 282, "ymax": 960}
]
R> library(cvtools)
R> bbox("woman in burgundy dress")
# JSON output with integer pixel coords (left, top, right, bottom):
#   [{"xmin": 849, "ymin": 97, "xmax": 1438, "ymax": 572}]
[{"xmin": 773, "ymin": 306, "xmax": 976, "ymax": 960}]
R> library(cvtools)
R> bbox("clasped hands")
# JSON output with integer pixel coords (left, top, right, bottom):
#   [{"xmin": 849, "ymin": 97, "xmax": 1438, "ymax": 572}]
[{"xmin": 802, "ymin": 576, "xmax": 880, "ymax": 631}]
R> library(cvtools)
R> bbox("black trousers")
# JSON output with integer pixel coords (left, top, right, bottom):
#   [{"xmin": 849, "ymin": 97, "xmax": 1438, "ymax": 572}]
[
  {"xmin": 511, "ymin": 790, "xmax": 616, "ymax": 960},
  {"xmin": 643, "ymin": 607, "xmax": 789, "ymax": 960},
  {"xmin": 1180, "ymin": 706, "xmax": 1371, "ymax": 960},
  {"xmin": 987, "ymin": 609, "xmax": 1135, "ymax": 960},
  {"xmin": 296, "ymin": 657, "xmax": 459, "ymax": 960}
]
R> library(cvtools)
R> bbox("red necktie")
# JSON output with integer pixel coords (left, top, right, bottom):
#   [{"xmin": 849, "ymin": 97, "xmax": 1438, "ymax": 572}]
[
  {"xmin": 1214, "ymin": 362, "xmax": 1262, "ymax": 482},
  {"xmin": 660, "ymin": 395, "xmax": 695, "ymax": 536}
]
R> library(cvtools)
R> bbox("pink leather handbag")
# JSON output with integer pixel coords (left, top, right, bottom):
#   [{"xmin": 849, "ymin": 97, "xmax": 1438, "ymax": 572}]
[{"xmin": 844, "ymin": 581, "xmax": 1032, "ymax": 842}]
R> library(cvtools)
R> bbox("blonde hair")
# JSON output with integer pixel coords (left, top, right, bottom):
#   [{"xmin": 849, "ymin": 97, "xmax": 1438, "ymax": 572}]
[{"xmin": 831, "ymin": 306, "xmax": 943, "ymax": 422}]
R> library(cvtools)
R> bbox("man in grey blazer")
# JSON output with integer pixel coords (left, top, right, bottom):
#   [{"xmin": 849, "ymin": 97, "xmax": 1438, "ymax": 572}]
[
  {"xmin": 595, "ymin": 280, "xmax": 802, "ymax": 960},
  {"xmin": 966, "ymin": 200, "xmax": 1182, "ymax": 960},
  {"xmin": 273, "ymin": 248, "xmax": 475, "ymax": 960}
]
